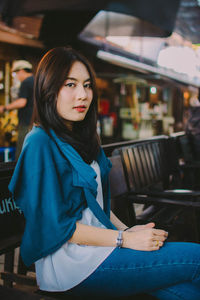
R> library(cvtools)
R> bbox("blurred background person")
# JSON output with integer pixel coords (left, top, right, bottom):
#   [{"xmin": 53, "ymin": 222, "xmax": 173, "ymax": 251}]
[{"xmin": 0, "ymin": 60, "xmax": 34, "ymax": 159}]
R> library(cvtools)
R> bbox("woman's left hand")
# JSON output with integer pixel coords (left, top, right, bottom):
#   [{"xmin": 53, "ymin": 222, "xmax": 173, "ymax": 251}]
[{"xmin": 127, "ymin": 222, "xmax": 156, "ymax": 232}]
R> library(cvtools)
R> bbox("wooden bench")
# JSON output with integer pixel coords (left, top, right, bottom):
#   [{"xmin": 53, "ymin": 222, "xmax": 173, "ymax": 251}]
[
  {"xmin": 0, "ymin": 162, "xmax": 26, "ymax": 287},
  {"xmin": 0, "ymin": 162, "xmax": 51, "ymax": 298},
  {"xmin": 110, "ymin": 136, "xmax": 200, "ymax": 241},
  {"xmin": 112, "ymin": 136, "xmax": 200, "ymax": 198}
]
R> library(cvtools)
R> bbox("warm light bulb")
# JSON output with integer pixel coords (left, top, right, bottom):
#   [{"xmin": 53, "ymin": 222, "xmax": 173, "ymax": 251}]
[{"xmin": 150, "ymin": 86, "xmax": 157, "ymax": 94}]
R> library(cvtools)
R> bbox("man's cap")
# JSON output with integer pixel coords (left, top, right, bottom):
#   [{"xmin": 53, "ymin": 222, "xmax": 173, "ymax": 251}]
[{"xmin": 12, "ymin": 60, "xmax": 32, "ymax": 72}]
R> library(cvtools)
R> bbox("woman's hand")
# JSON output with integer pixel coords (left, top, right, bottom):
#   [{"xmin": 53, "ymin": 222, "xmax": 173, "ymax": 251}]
[
  {"xmin": 123, "ymin": 226, "xmax": 168, "ymax": 251},
  {"xmin": 127, "ymin": 222, "xmax": 156, "ymax": 232}
]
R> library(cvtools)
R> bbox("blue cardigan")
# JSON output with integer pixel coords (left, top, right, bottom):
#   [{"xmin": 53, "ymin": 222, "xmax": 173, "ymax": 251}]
[{"xmin": 9, "ymin": 126, "xmax": 116, "ymax": 266}]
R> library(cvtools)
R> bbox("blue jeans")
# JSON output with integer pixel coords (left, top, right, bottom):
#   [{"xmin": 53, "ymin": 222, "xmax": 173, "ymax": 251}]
[{"xmin": 68, "ymin": 242, "xmax": 200, "ymax": 299}]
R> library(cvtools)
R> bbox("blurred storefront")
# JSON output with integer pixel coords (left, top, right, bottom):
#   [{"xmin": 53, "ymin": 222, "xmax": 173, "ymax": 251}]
[
  {"xmin": 0, "ymin": 43, "xmax": 19, "ymax": 160},
  {"xmin": 0, "ymin": 38, "xmax": 200, "ymax": 156},
  {"xmin": 1, "ymin": 1, "xmax": 200, "ymax": 157},
  {"xmin": 96, "ymin": 70, "xmax": 179, "ymax": 145},
  {"xmin": 91, "ymin": 42, "xmax": 200, "ymax": 144},
  {"xmin": 79, "ymin": 10, "xmax": 200, "ymax": 144},
  {"xmin": 0, "ymin": 18, "xmax": 44, "ymax": 161}
]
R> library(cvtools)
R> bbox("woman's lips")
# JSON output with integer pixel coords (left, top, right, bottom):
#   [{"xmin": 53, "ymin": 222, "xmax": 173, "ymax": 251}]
[{"xmin": 73, "ymin": 105, "xmax": 86, "ymax": 112}]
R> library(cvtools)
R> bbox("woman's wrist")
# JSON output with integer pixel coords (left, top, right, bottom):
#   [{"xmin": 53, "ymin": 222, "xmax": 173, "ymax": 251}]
[
  {"xmin": 121, "ymin": 231, "xmax": 130, "ymax": 248},
  {"xmin": 116, "ymin": 230, "xmax": 123, "ymax": 248},
  {"xmin": 115, "ymin": 228, "xmax": 130, "ymax": 248}
]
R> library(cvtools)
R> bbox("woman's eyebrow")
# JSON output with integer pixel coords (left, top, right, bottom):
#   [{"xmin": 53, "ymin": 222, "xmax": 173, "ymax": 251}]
[
  {"xmin": 66, "ymin": 77, "xmax": 77, "ymax": 81},
  {"xmin": 66, "ymin": 77, "xmax": 91, "ymax": 82},
  {"xmin": 84, "ymin": 78, "xmax": 91, "ymax": 83}
]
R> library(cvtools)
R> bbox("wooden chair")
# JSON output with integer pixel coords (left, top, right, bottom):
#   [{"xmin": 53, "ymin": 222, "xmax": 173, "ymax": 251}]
[
  {"xmin": 113, "ymin": 137, "xmax": 200, "ymax": 198},
  {"xmin": 0, "ymin": 162, "xmax": 25, "ymax": 287},
  {"xmin": 112, "ymin": 139, "xmax": 200, "ymax": 241},
  {"xmin": 109, "ymin": 155, "xmax": 137, "ymax": 227},
  {"xmin": 108, "ymin": 155, "xmax": 173, "ymax": 231}
]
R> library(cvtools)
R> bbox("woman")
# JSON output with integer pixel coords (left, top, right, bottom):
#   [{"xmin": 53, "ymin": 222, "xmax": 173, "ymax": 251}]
[{"xmin": 9, "ymin": 47, "xmax": 200, "ymax": 300}]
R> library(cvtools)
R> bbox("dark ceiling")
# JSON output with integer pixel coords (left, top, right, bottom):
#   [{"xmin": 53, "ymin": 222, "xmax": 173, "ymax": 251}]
[
  {"xmin": 175, "ymin": 0, "xmax": 200, "ymax": 44},
  {"xmin": 0, "ymin": 0, "xmax": 181, "ymax": 46},
  {"xmin": 1, "ymin": 0, "xmax": 200, "ymax": 45}
]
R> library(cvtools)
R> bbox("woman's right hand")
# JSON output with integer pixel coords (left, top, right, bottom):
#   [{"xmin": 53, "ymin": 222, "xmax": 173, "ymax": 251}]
[{"xmin": 123, "ymin": 228, "xmax": 168, "ymax": 251}]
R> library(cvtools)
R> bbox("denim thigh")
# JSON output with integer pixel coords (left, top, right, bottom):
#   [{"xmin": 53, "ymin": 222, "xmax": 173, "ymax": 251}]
[{"xmin": 69, "ymin": 242, "xmax": 200, "ymax": 298}]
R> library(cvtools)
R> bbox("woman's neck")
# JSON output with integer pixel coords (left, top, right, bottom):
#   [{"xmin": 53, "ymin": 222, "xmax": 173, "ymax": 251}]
[{"xmin": 65, "ymin": 121, "xmax": 73, "ymax": 131}]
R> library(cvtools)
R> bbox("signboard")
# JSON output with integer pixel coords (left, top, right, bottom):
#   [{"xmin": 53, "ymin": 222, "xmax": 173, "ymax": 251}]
[{"xmin": 0, "ymin": 162, "xmax": 24, "ymax": 240}]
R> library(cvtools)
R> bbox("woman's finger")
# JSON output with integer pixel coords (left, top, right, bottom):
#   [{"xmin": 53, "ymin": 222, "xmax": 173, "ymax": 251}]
[
  {"xmin": 144, "ymin": 222, "xmax": 155, "ymax": 228},
  {"xmin": 152, "ymin": 235, "xmax": 167, "ymax": 242},
  {"xmin": 151, "ymin": 240, "xmax": 164, "ymax": 250},
  {"xmin": 153, "ymin": 229, "xmax": 168, "ymax": 237}
]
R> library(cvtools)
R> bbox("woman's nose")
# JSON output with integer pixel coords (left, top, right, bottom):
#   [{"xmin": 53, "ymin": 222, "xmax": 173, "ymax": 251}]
[{"xmin": 77, "ymin": 85, "xmax": 87, "ymax": 100}]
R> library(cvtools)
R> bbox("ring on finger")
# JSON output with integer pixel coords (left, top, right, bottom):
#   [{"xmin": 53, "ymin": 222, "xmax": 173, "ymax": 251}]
[{"xmin": 155, "ymin": 240, "xmax": 159, "ymax": 247}]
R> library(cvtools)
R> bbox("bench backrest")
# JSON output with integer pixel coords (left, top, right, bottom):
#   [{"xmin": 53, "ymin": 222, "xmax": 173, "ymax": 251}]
[
  {"xmin": 0, "ymin": 162, "xmax": 25, "ymax": 254},
  {"xmin": 108, "ymin": 155, "xmax": 136, "ymax": 227},
  {"xmin": 109, "ymin": 155, "xmax": 129, "ymax": 198},
  {"xmin": 112, "ymin": 137, "xmax": 179, "ymax": 193}
]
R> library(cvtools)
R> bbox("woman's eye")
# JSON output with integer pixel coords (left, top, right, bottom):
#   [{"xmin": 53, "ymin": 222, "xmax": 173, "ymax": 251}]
[
  {"xmin": 65, "ymin": 82, "xmax": 75, "ymax": 87},
  {"xmin": 84, "ymin": 83, "xmax": 92, "ymax": 89}
]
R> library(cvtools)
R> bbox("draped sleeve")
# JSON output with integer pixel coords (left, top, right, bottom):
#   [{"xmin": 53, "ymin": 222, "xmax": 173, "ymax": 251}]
[{"xmin": 9, "ymin": 128, "xmax": 85, "ymax": 266}]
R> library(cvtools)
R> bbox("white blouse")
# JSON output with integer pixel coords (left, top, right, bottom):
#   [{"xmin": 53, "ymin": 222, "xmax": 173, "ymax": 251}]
[{"xmin": 35, "ymin": 161, "xmax": 115, "ymax": 291}]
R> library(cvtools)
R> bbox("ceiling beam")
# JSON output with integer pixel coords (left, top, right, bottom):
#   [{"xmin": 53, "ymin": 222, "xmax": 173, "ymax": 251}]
[
  {"xmin": 0, "ymin": 26, "xmax": 44, "ymax": 48},
  {"xmin": 97, "ymin": 50, "xmax": 200, "ymax": 88}
]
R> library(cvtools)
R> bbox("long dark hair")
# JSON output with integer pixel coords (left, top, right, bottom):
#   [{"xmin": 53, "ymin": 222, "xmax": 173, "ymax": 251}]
[{"xmin": 34, "ymin": 46, "xmax": 100, "ymax": 163}]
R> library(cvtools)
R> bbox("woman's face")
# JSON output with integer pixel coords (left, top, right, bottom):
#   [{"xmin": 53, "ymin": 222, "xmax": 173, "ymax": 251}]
[{"xmin": 56, "ymin": 61, "xmax": 93, "ymax": 123}]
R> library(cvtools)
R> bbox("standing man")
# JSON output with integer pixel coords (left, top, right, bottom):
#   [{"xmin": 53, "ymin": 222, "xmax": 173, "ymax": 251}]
[{"xmin": 0, "ymin": 60, "xmax": 34, "ymax": 159}]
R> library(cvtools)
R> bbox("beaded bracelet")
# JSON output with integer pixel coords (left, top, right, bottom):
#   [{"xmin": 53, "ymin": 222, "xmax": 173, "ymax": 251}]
[{"xmin": 116, "ymin": 230, "xmax": 123, "ymax": 248}]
